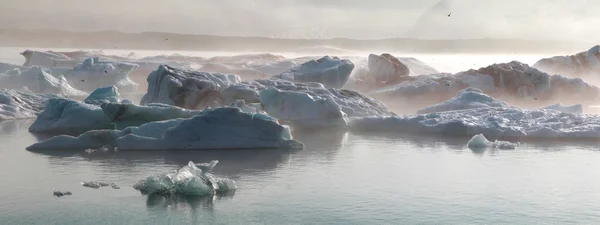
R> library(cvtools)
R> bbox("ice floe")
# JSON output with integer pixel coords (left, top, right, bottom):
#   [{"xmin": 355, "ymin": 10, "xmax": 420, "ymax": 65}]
[
  {"xmin": 467, "ymin": 133, "xmax": 519, "ymax": 150},
  {"xmin": 133, "ymin": 161, "xmax": 236, "ymax": 196}
]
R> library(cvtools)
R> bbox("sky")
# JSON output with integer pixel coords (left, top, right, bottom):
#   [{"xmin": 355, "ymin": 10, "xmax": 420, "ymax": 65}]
[{"xmin": 0, "ymin": 0, "xmax": 598, "ymax": 41}]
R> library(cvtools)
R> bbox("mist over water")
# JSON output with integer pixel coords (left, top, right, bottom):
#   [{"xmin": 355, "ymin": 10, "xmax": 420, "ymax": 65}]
[{"xmin": 0, "ymin": 0, "xmax": 599, "ymax": 224}]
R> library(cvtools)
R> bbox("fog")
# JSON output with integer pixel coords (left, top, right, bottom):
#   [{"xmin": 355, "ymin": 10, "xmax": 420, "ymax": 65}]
[{"xmin": 0, "ymin": 0, "xmax": 598, "ymax": 41}]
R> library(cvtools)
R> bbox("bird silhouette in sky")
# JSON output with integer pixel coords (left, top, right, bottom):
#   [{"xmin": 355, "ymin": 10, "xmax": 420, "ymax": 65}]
[{"xmin": 448, "ymin": 12, "xmax": 452, "ymax": 17}]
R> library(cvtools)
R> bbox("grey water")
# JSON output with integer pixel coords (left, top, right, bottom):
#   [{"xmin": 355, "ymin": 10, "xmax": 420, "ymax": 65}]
[{"xmin": 2, "ymin": 120, "xmax": 600, "ymax": 224}]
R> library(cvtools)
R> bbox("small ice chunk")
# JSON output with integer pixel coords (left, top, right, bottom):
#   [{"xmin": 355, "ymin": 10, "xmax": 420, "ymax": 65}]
[
  {"xmin": 467, "ymin": 133, "xmax": 519, "ymax": 150},
  {"xmin": 53, "ymin": 189, "xmax": 72, "ymax": 197},
  {"xmin": 81, "ymin": 181, "xmax": 102, "ymax": 189},
  {"xmin": 133, "ymin": 161, "xmax": 236, "ymax": 196}
]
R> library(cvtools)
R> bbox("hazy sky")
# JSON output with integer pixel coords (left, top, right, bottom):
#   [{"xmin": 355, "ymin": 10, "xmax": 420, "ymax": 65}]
[{"xmin": 0, "ymin": 0, "xmax": 598, "ymax": 41}]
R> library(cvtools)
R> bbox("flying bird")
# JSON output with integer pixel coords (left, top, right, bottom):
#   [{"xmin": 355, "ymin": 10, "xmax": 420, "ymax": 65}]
[{"xmin": 448, "ymin": 13, "xmax": 452, "ymax": 17}]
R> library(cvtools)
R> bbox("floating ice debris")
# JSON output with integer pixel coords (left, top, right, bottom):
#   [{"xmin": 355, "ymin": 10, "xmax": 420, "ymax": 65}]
[
  {"xmin": 81, "ymin": 181, "xmax": 102, "ymax": 189},
  {"xmin": 81, "ymin": 181, "xmax": 116, "ymax": 189},
  {"xmin": 110, "ymin": 183, "xmax": 120, "ymax": 189},
  {"xmin": 133, "ymin": 161, "xmax": 236, "ymax": 196},
  {"xmin": 467, "ymin": 133, "xmax": 519, "ymax": 150},
  {"xmin": 53, "ymin": 189, "xmax": 72, "ymax": 197}
]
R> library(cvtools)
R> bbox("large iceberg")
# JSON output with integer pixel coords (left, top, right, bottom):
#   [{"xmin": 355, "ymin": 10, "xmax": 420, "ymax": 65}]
[
  {"xmin": 27, "ymin": 107, "xmax": 304, "ymax": 151},
  {"xmin": 366, "ymin": 53, "xmax": 412, "ymax": 84},
  {"xmin": 259, "ymin": 88, "xmax": 348, "ymax": 128},
  {"xmin": 141, "ymin": 65, "xmax": 241, "ymax": 109},
  {"xmin": 0, "ymin": 66, "xmax": 87, "ymax": 97},
  {"xmin": 28, "ymin": 98, "xmax": 112, "ymax": 135},
  {"xmin": 222, "ymin": 78, "xmax": 394, "ymax": 127},
  {"xmin": 101, "ymin": 102, "xmax": 200, "ymax": 129},
  {"xmin": 0, "ymin": 89, "xmax": 63, "ymax": 121},
  {"xmin": 133, "ymin": 161, "xmax": 236, "ymax": 196},
  {"xmin": 277, "ymin": 56, "xmax": 354, "ymax": 89},
  {"xmin": 533, "ymin": 45, "xmax": 600, "ymax": 78},
  {"xmin": 62, "ymin": 57, "xmax": 139, "ymax": 93},
  {"xmin": 372, "ymin": 61, "xmax": 600, "ymax": 106}
]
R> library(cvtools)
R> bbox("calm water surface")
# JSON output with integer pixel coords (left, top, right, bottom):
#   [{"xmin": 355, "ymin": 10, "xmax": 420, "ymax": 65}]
[{"xmin": 1, "ymin": 120, "xmax": 600, "ymax": 224}]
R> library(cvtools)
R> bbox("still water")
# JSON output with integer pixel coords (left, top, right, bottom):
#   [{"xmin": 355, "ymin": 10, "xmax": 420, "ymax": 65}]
[{"xmin": 1, "ymin": 119, "xmax": 600, "ymax": 224}]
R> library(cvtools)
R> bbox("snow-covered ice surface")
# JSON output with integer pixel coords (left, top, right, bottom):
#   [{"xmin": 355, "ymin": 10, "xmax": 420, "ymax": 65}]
[
  {"xmin": 101, "ymin": 102, "xmax": 200, "ymax": 129},
  {"xmin": 133, "ymin": 161, "xmax": 236, "ymax": 196},
  {"xmin": 28, "ymin": 98, "xmax": 112, "ymax": 135},
  {"xmin": 372, "ymin": 61, "xmax": 600, "ymax": 106},
  {"xmin": 277, "ymin": 56, "xmax": 354, "ymax": 89},
  {"xmin": 0, "ymin": 66, "xmax": 87, "ymax": 97},
  {"xmin": 467, "ymin": 133, "xmax": 519, "ymax": 150},
  {"xmin": 0, "ymin": 89, "xmax": 63, "ymax": 121},
  {"xmin": 21, "ymin": 50, "xmax": 75, "ymax": 67},
  {"xmin": 417, "ymin": 88, "xmax": 508, "ymax": 114},
  {"xmin": 349, "ymin": 88, "xmax": 600, "ymax": 140},
  {"xmin": 63, "ymin": 57, "xmax": 139, "ymax": 93},
  {"xmin": 27, "ymin": 107, "xmax": 303, "ymax": 151},
  {"xmin": 141, "ymin": 65, "xmax": 241, "ymax": 109},
  {"xmin": 533, "ymin": 45, "xmax": 600, "ymax": 78}
]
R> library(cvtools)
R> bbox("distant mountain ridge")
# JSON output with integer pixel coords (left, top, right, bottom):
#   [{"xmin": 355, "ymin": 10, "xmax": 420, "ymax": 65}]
[{"xmin": 0, "ymin": 29, "xmax": 591, "ymax": 54}]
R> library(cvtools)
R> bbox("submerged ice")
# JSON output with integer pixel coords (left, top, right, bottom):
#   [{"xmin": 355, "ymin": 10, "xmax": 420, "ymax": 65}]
[{"xmin": 133, "ymin": 161, "xmax": 236, "ymax": 196}]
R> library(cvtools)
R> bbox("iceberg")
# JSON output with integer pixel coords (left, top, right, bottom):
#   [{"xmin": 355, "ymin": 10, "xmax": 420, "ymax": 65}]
[
  {"xmin": 533, "ymin": 45, "xmax": 600, "ymax": 78},
  {"xmin": 133, "ymin": 161, "xmax": 236, "ymax": 196},
  {"xmin": 0, "ymin": 66, "xmax": 87, "ymax": 97},
  {"xmin": 366, "ymin": 53, "xmax": 412, "ymax": 83},
  {"xmin": 277, "ymin": 56, "xmax": 354, "ymax": 88},
  {"xmin": 101, "ymin": 102, "xmax": 200, "ymax": 130},
  {"xmin": 83, "ymin": 86, "xmax": 123, "ymax": 105},
  {"xmin": 28, "ymin": 98, "xmax": 112, "ymax": 135},
  {"xmin": 349, "ymin": 87, "xmax": 600, "ymax": 140},
  {"xmin": 27, "ymin": 107, "xmax": 304, "ymax": 151},
  {"xmin": 259, "ymin": 88, "xmax": 348, "ymax": 128},
  {"xmin": 62, "ymin": 57, "xmax": 139, "ymax": 93},
  {"xmin": 541, "ymin": 103, "xmax": 583, "ymax": 114},
  {"xmin": 140, "ymin": 65, "xmax": 241, "ymax": 109},
  {"xmin": 372, "ymin": 61, "xmax": 600, "ymax": 106},
  {"xmin": 223, "ymin": 78, "xmax": 394, "ymax": 126},
  {"xmin": 0, "ymin": 89, "xmax": 63, "ymax": 121},
  {"xmin": 21, "ymin": 50, "xmax": 74, "ymax": 67},
  {"xmin": 467, "ymin": 133, "xmax": 519, "ymax": 150},
  {"xmin": 417, "ymin": 88, "xmax": 508, "ymax": 114}
]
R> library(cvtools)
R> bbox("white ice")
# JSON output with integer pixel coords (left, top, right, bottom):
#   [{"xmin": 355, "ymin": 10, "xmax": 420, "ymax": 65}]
[
  {"xmin": 0, "ymin": 66, "xmax": 87, "ymax": 97},
  {"xmin": 133, "ymin": 161, "xmax": 236, "ymax": 196},
  {"xmin": 27, "ymin": 107, "xmax": 303, "ymax": 151},
  {"xmin": 540, "ymin": 103, "xmax": 583, "ymax": 114},
  {"xmin": 467, "ymin": 133, "xmax": 519, "ymax": 150},
  {"xmin": 21, "ymin": 50, "xmax": 74, "ymax": 67},
  {"xmin": 0, "ymin": 89, "xmax": 63, "ymax": 121},
  {"xmin": 278, "ymin": 56, "xmax": 354, "ymax": 89},
  {"xmin": 141, "ymin": 65, "xmax": 241, "ymax": 109}
]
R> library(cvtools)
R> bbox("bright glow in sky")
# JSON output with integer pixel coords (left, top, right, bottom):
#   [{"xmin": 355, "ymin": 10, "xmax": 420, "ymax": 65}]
[{"xmin": 0, "ymin": 0, "xmax": 597, "ymax": 40}]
